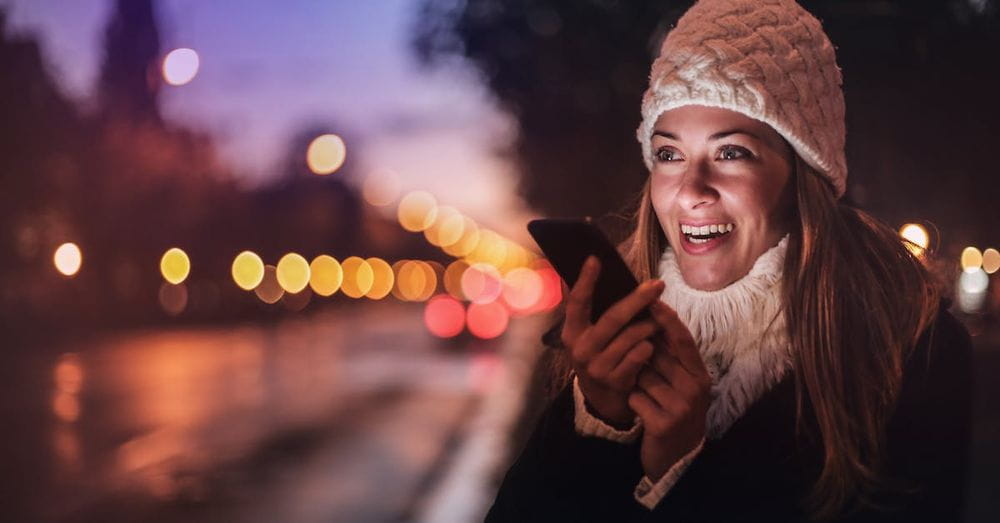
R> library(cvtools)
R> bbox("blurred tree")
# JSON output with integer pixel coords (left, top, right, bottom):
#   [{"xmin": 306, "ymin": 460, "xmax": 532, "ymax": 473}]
[
  {"xmin": 413, "ymin": 0, "xmax": 690, "ymax": 220},
  {"xmin": 98, "ymin": 0, "xmax": 162, "ymax": 124}
]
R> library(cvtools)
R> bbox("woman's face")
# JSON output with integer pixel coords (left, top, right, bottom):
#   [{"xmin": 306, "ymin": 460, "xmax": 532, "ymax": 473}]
[{"xmin": 650, "ymin": 105, "xmax": 794, "ymax": 291}]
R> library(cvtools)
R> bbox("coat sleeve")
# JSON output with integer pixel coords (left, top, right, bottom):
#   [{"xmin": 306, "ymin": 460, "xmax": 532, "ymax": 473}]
[
  {"xmin": 843, "ymin": 307, "xmax": 974, "ymax": 522},
  {"xmin": 484, "ymin": 383, "xmax": 650, "ymax": 523}
]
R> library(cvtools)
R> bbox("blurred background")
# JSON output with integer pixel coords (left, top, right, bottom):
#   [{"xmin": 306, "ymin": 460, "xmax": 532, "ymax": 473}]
[{"xmin": 0, "ymin": 0, "xmax": 997, "ymax": 521}]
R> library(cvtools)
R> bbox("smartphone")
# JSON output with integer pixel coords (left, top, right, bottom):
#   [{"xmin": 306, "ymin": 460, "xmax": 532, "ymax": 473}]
[{"xmin": 527, "ymin": 218, "xmax": 652, "ymax": 324}]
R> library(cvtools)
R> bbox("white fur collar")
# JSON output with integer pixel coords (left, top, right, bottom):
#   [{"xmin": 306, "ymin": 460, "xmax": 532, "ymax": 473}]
[{"xmin": 657, "ymin": 236, "xmax": 792, "ymax": 439}]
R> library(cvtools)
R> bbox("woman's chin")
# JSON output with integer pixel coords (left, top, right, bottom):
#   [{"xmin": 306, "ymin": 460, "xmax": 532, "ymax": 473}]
[{"xmin": 678, "ymin": 265, "xmax": 734, "ymax": 292}]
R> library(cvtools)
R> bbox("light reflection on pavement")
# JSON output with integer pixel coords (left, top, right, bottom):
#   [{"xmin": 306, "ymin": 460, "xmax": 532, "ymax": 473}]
[{"xmin": 2, "ymin": 300, "xmax": 546, "ymax": 522}]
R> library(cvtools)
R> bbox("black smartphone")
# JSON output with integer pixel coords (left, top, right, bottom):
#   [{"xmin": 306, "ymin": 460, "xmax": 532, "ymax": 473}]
[{"xmin": 527, "ymin": 218, "xmax": 652, "ymax": 324}]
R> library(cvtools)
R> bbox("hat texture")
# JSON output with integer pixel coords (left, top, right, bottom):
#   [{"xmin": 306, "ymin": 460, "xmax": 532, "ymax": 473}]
[{"xmin": 638, "ymin": 0, "xmax": 847, "ymax": 197}]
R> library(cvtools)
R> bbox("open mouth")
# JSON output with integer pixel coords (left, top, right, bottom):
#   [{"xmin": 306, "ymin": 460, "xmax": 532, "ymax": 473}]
[{"xmin": 681, "ymin": 223, "xmax": 734, "ymax": 244}]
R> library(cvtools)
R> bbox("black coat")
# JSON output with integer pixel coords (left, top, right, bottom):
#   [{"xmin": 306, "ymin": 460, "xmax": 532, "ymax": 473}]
[{"xmin": 485, "ymin": 306, "xmax": 973, "ymax": 522}]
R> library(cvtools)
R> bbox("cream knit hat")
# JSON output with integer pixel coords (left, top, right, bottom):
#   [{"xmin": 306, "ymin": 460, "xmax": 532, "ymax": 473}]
[{"xmin": 637, "ymin": 0, "xmax": 847, "ymax": 197}]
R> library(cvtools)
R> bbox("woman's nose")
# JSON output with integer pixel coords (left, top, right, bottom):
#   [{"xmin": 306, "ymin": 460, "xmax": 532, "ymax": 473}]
[{"xmin": 676, "ymin": 161, "xmax": 719, "ymax": 209}]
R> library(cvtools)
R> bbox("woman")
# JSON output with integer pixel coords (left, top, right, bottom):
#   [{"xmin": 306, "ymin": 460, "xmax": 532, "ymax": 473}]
[{"xmin": 485, "ymin": 0, "xmax": 973, "ymax": 521}]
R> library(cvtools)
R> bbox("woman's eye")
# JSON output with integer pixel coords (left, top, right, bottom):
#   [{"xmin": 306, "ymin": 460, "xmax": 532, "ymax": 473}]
[
  {"xmin": 655, "ymin": 147, "xmax": 681, "ymax": 162},
  {"xmin": 717, "ymin": 145, "xmax": 752, "ymax": 161}
]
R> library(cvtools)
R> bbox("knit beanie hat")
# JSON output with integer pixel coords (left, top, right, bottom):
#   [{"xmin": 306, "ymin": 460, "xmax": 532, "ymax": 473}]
[{"xmin": 637, "ymin": 0, "xmax": 847, "ymax": 197}]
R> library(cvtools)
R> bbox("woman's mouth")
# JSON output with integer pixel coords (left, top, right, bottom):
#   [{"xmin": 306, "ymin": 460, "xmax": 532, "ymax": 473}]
[{"xmin": 679, "ymin": 223, "xmax": 734, "ymax": 253}]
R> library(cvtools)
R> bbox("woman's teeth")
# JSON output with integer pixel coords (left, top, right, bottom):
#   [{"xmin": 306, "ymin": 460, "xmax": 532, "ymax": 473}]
[{"xmin": 681, "ymin": 223, "xmax": 734, "ymax": 244}]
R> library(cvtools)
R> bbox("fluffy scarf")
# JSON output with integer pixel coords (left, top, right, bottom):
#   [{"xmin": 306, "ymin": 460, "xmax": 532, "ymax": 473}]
[{"xmin": 657, "ymin": 236, "xmax": 792, "ymax": 439}]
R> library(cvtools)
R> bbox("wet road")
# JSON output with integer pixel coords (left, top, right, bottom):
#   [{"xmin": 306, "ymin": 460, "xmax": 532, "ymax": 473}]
[
  {"xmin": 2, "ymin": 304, "xmax": 997, "ymax": 522},
  {"xmin": 2, "ymin": 301, "xmax": 546, "ymax": 522}
]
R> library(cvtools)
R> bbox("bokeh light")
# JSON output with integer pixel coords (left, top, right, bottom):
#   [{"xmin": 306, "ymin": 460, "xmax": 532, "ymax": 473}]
[
  {"xmin": 158, "ymin": 282, "xmax": 188, "ymax": 316},
  {"xmin": 424, "ymin": 206, "xmax": 463, "ymax": 247},
  {"xmin": 159, "ymin": 247, "xmax": 190, "ymax": 284},
  {"xmin": 443, "ymin": 217, "xmax": 480, "ymax": 257},
  {"xmin": 254, "ymin": 265, "xmax": 284, "ymax": 304},
  {"xmin": 502, "ymin": 267, "xmax": 544, "ymax": 313},
  {"xmin": 960, "ymin": 268, "xmax": 990, "ymax": 294},
  {"xmin": 52, "ymin": 392, "xmax": 80, "ymax": 423},
  {"xmin": 424, "ymin": 294, "xmax": 466, "ymax": 338},
  {"xmin": 957, "ymin": 268, "xmax": 989, "ymax": 313},
  {"xmin": 461, "ymin": 263, "xmax": 503, "ymax": 304},
  {"xmin": 961, "ymin": 247, "xmax": 983, "ymax": 273},
  {"xmin": 365, "ymin": 257, "xmax": 394, "ymax": 300},
  {"xmin": 232, "ymin": 251, "xmax": 265, "ymax": 291},
  {"xmin": 54, "ymin": 353, "xmax": 84, "ymax": 395},
  {"xmin": 469, "ymin": 229, "xmax": 508, "ymax": 268},
  {"xmin": 533, "ymin": 261, "xmax": 564, "ymax": 312},
  {"xmin": 281, "ymin": 287, "xmax": 312, "ymax": 312},
  {"xmin": 444, "ymin": 260, "xmax": 470, "ymax": 300},
  {"xmin": 162, "ymin": 48, "xmax": 200, "ymax": 86},
  {"xmin": 898, "ymin": 223, "xmax": 929, "ymax": 256},
  {"xmin": 309, "ymin": 255, "xmax": 343, "ymax": 296},
  {"xmin": 340, "ymin": 256, "xmax": 374, "ymax": 298},
  {"xmin": 362, "ymin": 169, "xmax": 401, "ymax": 207},
  {"xmin": 395, "ymin": 260, "xmax": 437, "ymax": 301},
  {"xmin": 397, "ymin": 191, "xmax": 438, "ymax": 232},
  {"xmin": 306, "ymin": 134, "xmax": 347, "ymax": 175},
  {"xmin": 982, "ymin": 248, "xmax": 1000, "ymax": 274},
  {"xmin": 276, "ymin": 253, "xmax": 311, "ymax": 293},
  {"xmin": 466, "ymin": 301, "xmax": 510, "ymax": 339},
  {"xmin": 53, "ymin": 242, "xmax": 82, "ymax": 276}
]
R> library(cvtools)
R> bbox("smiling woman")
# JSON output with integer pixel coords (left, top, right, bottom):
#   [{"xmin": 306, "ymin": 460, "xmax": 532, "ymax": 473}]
[{"xmin": 486, "ymin": 0, "xmax": 973, "ymax": 521}]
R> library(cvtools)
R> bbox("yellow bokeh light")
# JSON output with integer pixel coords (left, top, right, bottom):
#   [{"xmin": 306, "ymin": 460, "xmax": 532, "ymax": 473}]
[
  {"xmin": 276, "ymin": 253, "xmax": 311, "ymax": 294},
  {"xmin": 365, "ymin": 258, "xmax": 394, "ymax": 300},
  {"xmin": 309, "ymin": 255, "xmax": 343, "ymax": 296},
  {"xmin": 424, "ymin": 206, "xmax": 465, "ymax": 247},
  {"xmin": 162, "ymin": 48, "xmax": 200, "ymax": 86},
  {"xmin": 306, "ymin": 134, "xmax": 347, "ymax": 175},
  {"xmin": 444, "ymin": 260, "xmax": 470, "ymax": 300},
  {"xmin": 232, "ymin": 251, "xmax": 265, "ymax": 290},
  {"xmin": 468, "ymin": 229, "xmax": 508, "ymax": 267},
  {"xmin": 340, "ymin": 256, "xmax": 374, "ymax": 298},
  {"xmin": 898, "ymin": 223, "xmax": 929, "ymax": 257},
  {"xmin": 362, "ymin": 170, "xmax": 401, "ymax": 207},
  {"xmin": 961, "ymin": 247, "xmax": 983, "ymax": 273},
  {"xmin": 398, "ymin": 191, "xmax": 438, "ymax": 232},
  {"xmin": 982, "ymin": 248, "xmax": 1000, "ymax": 274},
  {"xmin": 443, "ymin": 217, "xmax": 480, "ymax": 257},
  {"xmin": 255, "ymin": 265, "xmax": 284, "ymax": 304},
  {"xmin": 390, "ymin": 260, "xmax": 410, "ymax": 301},
  {"xmin": 54, "ymin": 242, "xmax": 82, "ymax": 276},
  {"xmin": 159, "ymin": 247, "xmax": 190, "ymax": 284},
  {"xmin": 396, "ymin": 260, "xmax": 428, "ymax": 301}
]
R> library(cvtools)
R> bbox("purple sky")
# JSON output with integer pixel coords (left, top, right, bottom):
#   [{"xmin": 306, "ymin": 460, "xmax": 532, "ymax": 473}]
[{"xmin": 1, "ymin": 0, "xmax": 532, "ymax": 238}]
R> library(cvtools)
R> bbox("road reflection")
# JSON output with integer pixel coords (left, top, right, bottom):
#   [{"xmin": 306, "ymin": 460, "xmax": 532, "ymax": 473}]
[{"xmin": 12, "ymin": 301, "xmax": 542, "ymax": 522}]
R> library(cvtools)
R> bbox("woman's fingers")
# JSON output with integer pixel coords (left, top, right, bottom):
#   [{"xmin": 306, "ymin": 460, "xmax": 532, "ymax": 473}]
[
  {"xmin": 586, "ymin": 321, "xmax": 658, "ymax": 381},
  {"xmin": 587, "ymin": 278, "xmax": 665, "ymax": 350},
  {"xmin": 605, "ymin": 340, "xmax": 655, "ymax": 390},
  {"xmin": 561, "ymin": 256, "xmax": 600, "ymax": 346}
]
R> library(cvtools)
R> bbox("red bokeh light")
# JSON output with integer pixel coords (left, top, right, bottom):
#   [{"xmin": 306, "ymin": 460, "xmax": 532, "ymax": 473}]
[
  {"xmin": 531, "ymin": 265, "xmax": 563, "ymax": 313},
  {"xmin": 424, "ymin": 294, "xmax": 465, "ymax": 338},
  {"xmin": 466, "ymin": 301, "xmax": 509, "ymax": 339}
]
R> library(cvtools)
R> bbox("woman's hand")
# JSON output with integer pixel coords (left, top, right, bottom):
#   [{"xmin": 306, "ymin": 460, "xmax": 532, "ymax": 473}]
[
  {"xmin": 629, "ymin": 300, "xmax": 711, "ymax": 481},
  {"xmin": 561, "ymin": 256, "xmax": 666, "ymax": 426}
]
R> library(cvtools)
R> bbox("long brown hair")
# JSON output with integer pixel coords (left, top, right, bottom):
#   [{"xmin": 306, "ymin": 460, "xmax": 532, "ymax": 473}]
[{"xmin": 617, "ymin": 156, "xmax": 940, "ymax": 520}]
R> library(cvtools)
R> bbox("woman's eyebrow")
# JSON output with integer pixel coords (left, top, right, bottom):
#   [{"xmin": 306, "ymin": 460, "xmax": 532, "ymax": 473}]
[
  {"xmin": 651, "ymin": 129, "xmax": 761, "ymax": 141},
  {"xmin": 708, "ymin": 128, "xmax": 760, "ymax": 141}
]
